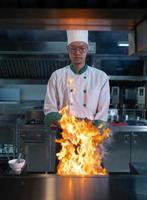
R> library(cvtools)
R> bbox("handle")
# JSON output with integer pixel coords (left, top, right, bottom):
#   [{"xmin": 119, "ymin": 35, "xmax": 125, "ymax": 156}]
[
  {"xmin": 124, "ymin": 134, "xmax": 130, "ymax": 144},
  {"xmin": 132, "ymin": 133, "xmax": 138, "ymax": 144},
  {"xmin": 17, "ymin": 153, "xmax": 22, "ymax": 163}
]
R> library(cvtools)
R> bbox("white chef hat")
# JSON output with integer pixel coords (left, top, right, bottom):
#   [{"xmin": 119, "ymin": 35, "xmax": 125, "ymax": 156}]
[{"xmin": 67, "ymin": 30, "xmax": 88, "ymax": 45}]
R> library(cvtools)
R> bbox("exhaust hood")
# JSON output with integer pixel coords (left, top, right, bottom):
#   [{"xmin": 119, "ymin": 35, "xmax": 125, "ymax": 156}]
[
  {"xmin": 0, "ymin": 54, "xmax": 94, "ymax": 80},
  {"xmin": 0, "ymin": 40, "xmax": 96, "ymax": 80},
  {"xmin": 0, "ymin": 41, "xmax": 96, "ymax": 54}
]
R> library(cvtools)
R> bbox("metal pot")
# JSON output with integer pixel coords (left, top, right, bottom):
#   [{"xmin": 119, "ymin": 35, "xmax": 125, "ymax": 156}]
[{"xmin": 25, "ymin": 110, "xmax": 44, "ymax": 124}]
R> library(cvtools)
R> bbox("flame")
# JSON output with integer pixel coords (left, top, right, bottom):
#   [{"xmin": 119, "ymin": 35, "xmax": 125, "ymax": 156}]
[{"xmin": 56, "ymin": 106, "xmax": 111, "ymax": 176}]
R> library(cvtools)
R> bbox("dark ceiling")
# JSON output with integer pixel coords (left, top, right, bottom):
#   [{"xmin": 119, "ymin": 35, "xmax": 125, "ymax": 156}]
[{"xmin": 0, "ymin": 0, "xmax": 146, "ymax": 8}]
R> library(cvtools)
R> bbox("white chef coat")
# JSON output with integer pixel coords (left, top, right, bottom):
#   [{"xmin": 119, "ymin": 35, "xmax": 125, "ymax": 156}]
[{"xmin": 44, "ymin": 65, "xmax": 110, "ymax": 121}]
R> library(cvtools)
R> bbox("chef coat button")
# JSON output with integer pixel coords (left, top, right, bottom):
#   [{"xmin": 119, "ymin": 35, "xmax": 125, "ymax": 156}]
[
  {"xmin": 83, "ymin": 90, "xmax": 86, "ymax": 93},
  {"xmin": 70, "ymin": 103, "xmax": 73, "ymax": 106},
  {"xmin": 83, "ymin": 104, "xmax": 86, "ymax": 107},
  {"xmin": 84, "ymin": 76, "xmax": 87, "ymax": 79},
  {"xmin": 70, "ymin": 89, "xmax": 73, "ymax": 92}
]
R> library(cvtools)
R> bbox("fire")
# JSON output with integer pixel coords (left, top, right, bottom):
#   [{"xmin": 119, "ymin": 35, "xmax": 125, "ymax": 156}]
[{"xmin": 56, "ymin": 106, "xmax": 111, "ymax": 176}]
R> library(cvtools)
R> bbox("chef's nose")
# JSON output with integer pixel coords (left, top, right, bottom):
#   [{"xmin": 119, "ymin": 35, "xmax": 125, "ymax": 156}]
[{"xmin": 74, "ymin": 48, "xmax": 81, "ymax": 54}]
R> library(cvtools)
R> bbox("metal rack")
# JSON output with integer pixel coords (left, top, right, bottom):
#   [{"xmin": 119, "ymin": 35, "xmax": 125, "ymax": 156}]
[
  {"xmin": 0, "ymin": 144, "xmax": 16, "ymax": 159},
  {"xmin": 0, "ymin": 117, "xmax": 18, "ymax": 159},
  {"xmin": 122, "ymin": 109, "xmax": 147, "ymax": 120}
]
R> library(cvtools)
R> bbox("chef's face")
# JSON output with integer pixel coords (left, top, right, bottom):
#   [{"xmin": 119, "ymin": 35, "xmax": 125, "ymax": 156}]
[{"xmin": 67, "ymin": 41, "xmax": 89, "ymax": 65}]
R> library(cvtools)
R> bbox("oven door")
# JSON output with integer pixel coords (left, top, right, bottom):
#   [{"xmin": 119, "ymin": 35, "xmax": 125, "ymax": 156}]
[
  {"xmin": 19, "ymin": 127, "xmax": 57, "ymax": 173},
  {"xmin": 22, "ymin": 141, "xmax": 55, "ymax": 172}
]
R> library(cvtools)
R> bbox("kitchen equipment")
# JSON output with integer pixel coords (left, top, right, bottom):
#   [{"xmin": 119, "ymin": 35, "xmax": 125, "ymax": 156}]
[
  {"xmin": 0, "ymin": 119, "xmax": 17, "ymax": 159},
  {"xmin": 137, "ymin": 87, "xmax": 147, "ymax": 109},
  {"xmin": 124, "ymin": 88, "xmax": 137, "ymax": 108},
  {"xmin": 25, "ymin": 110, "xmax": 44, "ymax": 124},
  {"xmin": 17, "ymin": 153, "xmax": 22, "ymax": 163},
  {"xmin": 130, "ymin": 162, "xmax": 147, "ymax": 174},
  {"xmin": 18, "ymin": 125, "xmax": 57, "ymax": 173},
  {"xmin": 8, "ymin": 158, "xmax": 25, "ymax": 174},
  {"xmin": 108, "ymin": 108, "xmax": 118, "ymax": 121},
  {"xmin": 111, "ymin": 86, "xmax": 120, "ymax": 107}
]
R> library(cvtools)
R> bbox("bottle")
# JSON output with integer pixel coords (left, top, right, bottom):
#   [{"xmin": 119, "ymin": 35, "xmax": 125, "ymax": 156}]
[{"xmin": 125, "ymin": 115, "xmax": 128, "ymax": 121}]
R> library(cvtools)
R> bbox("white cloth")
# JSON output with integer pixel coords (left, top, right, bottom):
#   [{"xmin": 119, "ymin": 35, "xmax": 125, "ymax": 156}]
[
  {"xmin": 67, "ymin": 30, "xmax": 88, "ymax": 45},
  {"xmin": 44, "ymin": 65, "xmax": 110, "ymax": 121}
]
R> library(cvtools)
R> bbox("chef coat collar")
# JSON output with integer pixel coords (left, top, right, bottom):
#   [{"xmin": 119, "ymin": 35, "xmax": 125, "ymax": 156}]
[{"xmin": 70, "ymin": 64, "xmax": 88, "ymax": 74}]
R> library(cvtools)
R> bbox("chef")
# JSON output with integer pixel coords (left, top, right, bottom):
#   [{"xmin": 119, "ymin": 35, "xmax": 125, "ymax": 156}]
[{"xmin": 44, "ymin": 30, "xmax": 110, "ymax": 128}]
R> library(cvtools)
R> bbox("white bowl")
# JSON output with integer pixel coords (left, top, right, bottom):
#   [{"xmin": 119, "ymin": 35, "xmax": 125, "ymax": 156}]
[{"xmin": 8, "ymin": 159, "xmax": 25, "ymax": 173}]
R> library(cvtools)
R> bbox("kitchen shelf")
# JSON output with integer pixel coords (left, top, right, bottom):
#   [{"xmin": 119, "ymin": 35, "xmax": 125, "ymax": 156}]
[{"xmin": 109, "ymin": 76, "xmax": 147, "ymax": 81}]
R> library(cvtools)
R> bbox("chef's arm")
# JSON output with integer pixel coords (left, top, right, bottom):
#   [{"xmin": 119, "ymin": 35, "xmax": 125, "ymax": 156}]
[
  {"xmin": 93, "ymin": 78, "xmax": 110, "ymax": 129},
  {"xmin": 44, "ymin": 73, "xmax": 62, "ymax": 127}
]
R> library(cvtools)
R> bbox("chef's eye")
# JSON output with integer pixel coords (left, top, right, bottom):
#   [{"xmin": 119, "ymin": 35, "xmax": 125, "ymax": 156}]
[{"xmin": 68, "ymin": 46, "xmax": 87, "ymax": 53}]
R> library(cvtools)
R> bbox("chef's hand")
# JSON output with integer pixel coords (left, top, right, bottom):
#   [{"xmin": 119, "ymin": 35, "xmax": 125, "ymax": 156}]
[
  {"xmin": 92, "ymin": 120, "xmax": 108, "ymax": 131},
  {"xmin": 44, "ymin": 112, "xmax": 62, "ymax": 128},
  {"xmin": 52, "ymin": 121, "xmax": 61, "ymax": 128}
]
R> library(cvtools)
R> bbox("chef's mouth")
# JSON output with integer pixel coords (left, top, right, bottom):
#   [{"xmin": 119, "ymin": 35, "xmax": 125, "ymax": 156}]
[{"xmin": 73, "ymin": 56, "xmax": 82, "ymax": 59}]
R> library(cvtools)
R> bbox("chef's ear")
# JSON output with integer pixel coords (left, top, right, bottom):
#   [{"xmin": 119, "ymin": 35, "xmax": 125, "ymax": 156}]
[{"xmin": 86, "ymin": 43, "xmax": 90, "ymax": 53}]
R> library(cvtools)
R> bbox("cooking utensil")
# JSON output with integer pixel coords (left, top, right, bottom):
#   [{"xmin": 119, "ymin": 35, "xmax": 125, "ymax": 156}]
[
  {"xmin": 8, "ymin": 158, "xmax": 25, "ymax": 174},
  {"xmin": 17, "ymin": 153, "xmax": 22, "ymax": 163}
]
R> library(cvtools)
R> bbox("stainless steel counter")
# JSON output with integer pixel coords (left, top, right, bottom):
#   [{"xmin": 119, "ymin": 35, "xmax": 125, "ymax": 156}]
[
  {"xmin": 111, "ymin": 125, "xmax": 147, "ymax": 133},
  {"xmin": 0, "ymin": 174, "xmax": 147, "ymax": 200},
  {"xmin": 18, "ymin": 124, "xmax": 147, "ymax": 133},
  {"xmin": 104, "ymin": 124, "xmax": 147, "ymax": 173}
]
